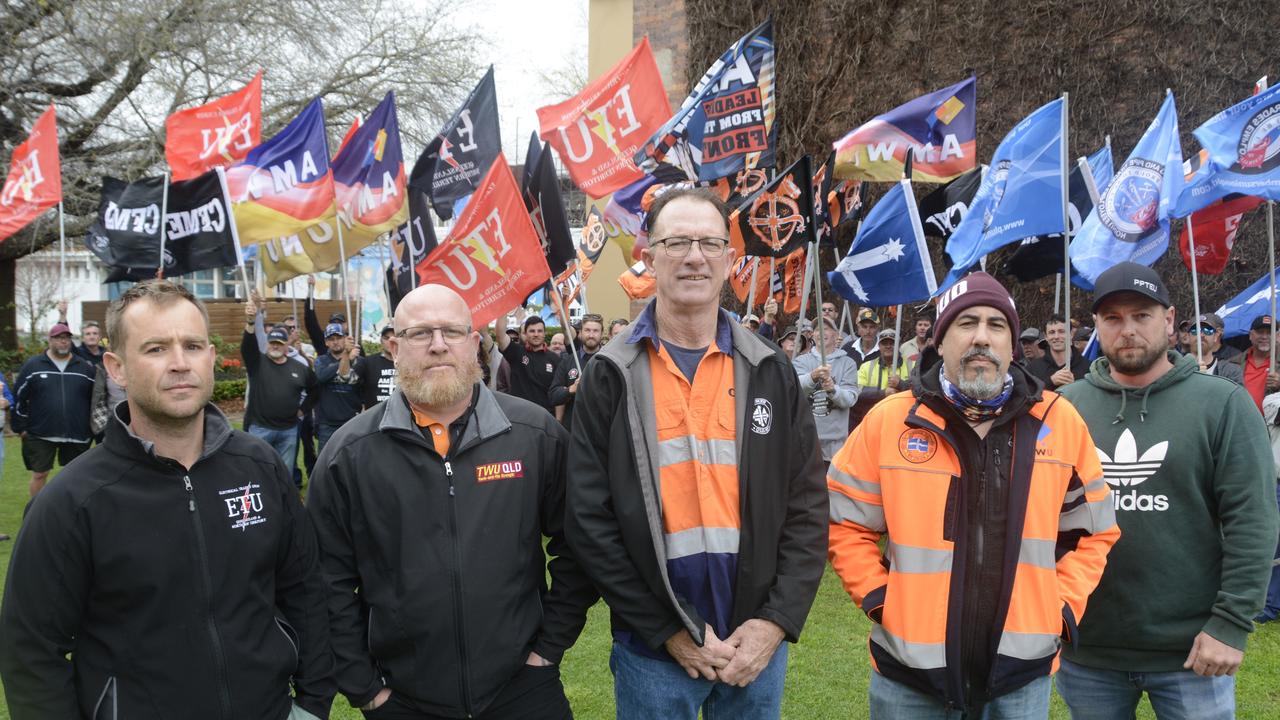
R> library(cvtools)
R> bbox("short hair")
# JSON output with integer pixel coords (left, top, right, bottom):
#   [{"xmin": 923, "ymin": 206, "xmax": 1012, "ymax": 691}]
[
  {"xmin": 81, "ymin": 320, "xmax": 101, "ymax": 331},
  {"xmin": 1046, "ymin": 314, "xmax": 1066, "ymax": 327},
  {"xmin": 644, "ymin": 186, "xmax": 730, "ymax": 236},
  {"xmin": 610, "ymin": 318, "xmax": 630, "ymax": 331},
  {"xmin": 580, "ymin": 313, "xmax": 605, "ymax": 330},
  {"xmin": 522, "ymin": 316, "xmax": 545, "ymax": 331},
  {"xmin": 280, "ymin": 315, "xmax": 297, "ymax": 324},
  {"xmin": 106, "ymin": 280, "xmax": 209, "ymax": 353}
]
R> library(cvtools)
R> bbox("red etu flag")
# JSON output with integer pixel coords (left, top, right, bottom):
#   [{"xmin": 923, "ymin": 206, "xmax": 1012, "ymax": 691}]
[
  {"xmin": 165, "ymin": 72, "xmax": 263, "ymax": 181},
  {"xmin": 1178, "ymin": 194, "xmax": 1263, "ymax": 275},
  {"xmin": 537, "ymin": 37, "xmax": 670, "ymax": 198},
  {"xmin": 0, "ymin": 104, "xmax": 61, "ymax": 243},
  {"xmin": 416, "ymin": 161, "xmax": 551, "ymax": 327}
]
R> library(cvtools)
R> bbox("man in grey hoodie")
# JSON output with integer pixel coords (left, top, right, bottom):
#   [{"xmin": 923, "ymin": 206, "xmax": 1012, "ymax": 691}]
[
  {"xmin": 1056, "ymin": 262, "xmax": 1277, "ymax": 720},
  {"xmin": 793, "ymin": 315, "xmax": 859, "ymax": 464}
]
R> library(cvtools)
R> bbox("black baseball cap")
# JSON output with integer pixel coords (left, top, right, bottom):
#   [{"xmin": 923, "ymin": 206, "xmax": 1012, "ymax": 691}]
[
  {"xmin": 380, "ymin": 325, "xmax": 395, "ymax": 337},
  {"xmin": 329, "ymin": 312, "xmax": 346, "ymax": 324},
  {"xmin": 1090, "ymin": 262, "xmax": 1171, "ymax": 312},
  {"xmin": 267, "ymin": 326, "xmax": 290, "ymax": 344},
  {"xmin": 1251, "ymin": 314, "xmax": 1274, "ymax": 331}
]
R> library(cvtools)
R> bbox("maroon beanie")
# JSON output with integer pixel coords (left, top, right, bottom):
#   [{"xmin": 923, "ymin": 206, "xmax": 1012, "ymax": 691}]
[{"xmin": 933, "ymin": 272, "xmax": 1020, "ymax": 346}]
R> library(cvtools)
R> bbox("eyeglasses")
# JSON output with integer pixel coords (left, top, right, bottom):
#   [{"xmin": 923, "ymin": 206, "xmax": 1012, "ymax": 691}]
[
  {"xmin": 1191, "ymin": 326, "xmax": 1217, "ymax": 336},
  {"xmin": 283, "ymin": 325, "xmax": 297, "ymax": 331},
  {"xmin": 396, "ymin": 325, "xmax": 473, "ymax": 346},
  {"xmin": 652, "ymin": 236, "xmax": 730, "ymax": 258}
]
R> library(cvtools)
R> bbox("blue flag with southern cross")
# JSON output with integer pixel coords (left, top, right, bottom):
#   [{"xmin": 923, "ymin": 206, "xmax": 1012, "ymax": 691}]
[
  {"xmin": 828, "ymin": 178, "xmax": 937, "ymax": 305},
  {"xmin": 1215, "ymin": 266, "xmax": 1280, "ymax": 339},
  {"xmin": 1069, "ymin": 91, "xmax": 1183, "ymax": 286}
]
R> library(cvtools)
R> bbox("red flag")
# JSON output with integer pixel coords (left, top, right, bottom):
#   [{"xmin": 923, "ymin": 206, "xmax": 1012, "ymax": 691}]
[
  {"xmin": 1178, "ymin": 194, "xmax": 1264, "ymax": 275},
  {"xmin": 0, "ymin": 104, "xmax": 61, "ymax": 243},
  {"xmin": 415, "ymin": 161, "xmax": 550, "ymax": 326},
  {"xmin": 334, "ymin": 116, "xmax": 361, "ymax": 162},
  {"xmin": 165, "ymin": 72, "xmax": 263, "ymax": 181},
  {"xmin": 537, "ymin": 37, "xmax": 670, "ymax": 198}
]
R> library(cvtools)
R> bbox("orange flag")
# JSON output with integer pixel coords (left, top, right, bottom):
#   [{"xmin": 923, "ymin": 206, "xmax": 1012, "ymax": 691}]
[
  {"xmin": 0, "ymin": 104, "xmax": 61, "ymax": 243},
  {"xmin": 416, "ymin": 161, "xmax": 550, "ymax": 327},
  {"xmin": 165, "ymin": 72, "xmax": 263, "ymax": 181}
]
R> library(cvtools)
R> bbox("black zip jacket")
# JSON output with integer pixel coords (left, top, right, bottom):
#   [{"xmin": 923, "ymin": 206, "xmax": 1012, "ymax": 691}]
[
  {"xmin": 10, "ymin": 352, "xmax": 96, "ymax": 442},
  {"xmin": 565, "ymin": 317, "xmax": 828, "ymax": 650},
  {"xmin": 548, "ymin": 348, "xmax": 595, "ymax": 428},
  {"xmin": 0, "ymin": 403, "xmax": 335, "ymax": 720},
  {"xmin": 307, "ymin": 385, "xmax": 596, "ymax": 716}
]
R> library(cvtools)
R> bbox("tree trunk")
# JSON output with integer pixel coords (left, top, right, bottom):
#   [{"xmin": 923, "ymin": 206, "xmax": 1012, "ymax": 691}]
[{"xmin": 0, "ymin": 257, "xmax": 15, "ymax": 349}]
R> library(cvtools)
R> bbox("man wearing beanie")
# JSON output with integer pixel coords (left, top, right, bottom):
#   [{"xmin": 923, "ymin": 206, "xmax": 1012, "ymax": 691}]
[
  {"xmin": 827, "ymin": 272, "xmax": 1119, "ymax": 718},
  {"xmin": 1055, "ymin": 262, "xmax": 1277, "ymax": 719}
]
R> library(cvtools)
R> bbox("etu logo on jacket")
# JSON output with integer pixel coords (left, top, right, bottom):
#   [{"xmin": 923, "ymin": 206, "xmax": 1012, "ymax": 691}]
[
  {"xmin": 218, "ymin": 483, "xmax": 268, "ymax": 530},
  {"xmin": 1096, "ymin": 429, "xmax": 1169, "ymax": 512}
]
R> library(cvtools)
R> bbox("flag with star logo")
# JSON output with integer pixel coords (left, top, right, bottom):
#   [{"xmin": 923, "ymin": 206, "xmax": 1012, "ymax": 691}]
[{"xmin": 828, "ymin": 178, "xmax": 937, "ymax": 305}]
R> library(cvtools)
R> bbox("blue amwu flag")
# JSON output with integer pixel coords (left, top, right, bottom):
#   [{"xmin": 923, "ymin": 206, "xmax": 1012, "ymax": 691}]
[
  {"xmin": 937, "ymin": 97, "xmax": 1066, "ymax": 293},
  {"xmin": 1175, "ymin": 82, "xmax": 1280, "ymax": 216},
  {"xmin": 828, "ymin": 179, "xmax": 937, "ymax": 305},
  {"xmin": 1070, "ymin": 92, "xmax": 1184, "ymax": 288}
]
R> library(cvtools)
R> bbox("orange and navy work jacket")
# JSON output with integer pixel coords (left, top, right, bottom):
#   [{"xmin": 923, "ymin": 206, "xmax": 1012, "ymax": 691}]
[{"xmin": 827, "ymin": 379, "xmax": 1119, "ymax": 704}]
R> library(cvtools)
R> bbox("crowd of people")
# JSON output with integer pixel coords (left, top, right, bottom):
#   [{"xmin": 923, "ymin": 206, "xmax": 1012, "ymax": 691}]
[{"xmin": 0, "ymin": 186, "xmax": 1277, "ymax": 720}]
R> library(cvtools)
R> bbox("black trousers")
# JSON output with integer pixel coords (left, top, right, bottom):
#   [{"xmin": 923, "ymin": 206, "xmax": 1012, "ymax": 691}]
[{"xmin": 363, "ymin": 665, "xmax": 572, "ymax": 720}]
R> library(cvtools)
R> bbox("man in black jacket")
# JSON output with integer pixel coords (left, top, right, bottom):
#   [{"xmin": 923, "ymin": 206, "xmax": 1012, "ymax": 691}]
[
  {"xmin": 549, "ymin": 313, "xmax": 604, "ymax": 427},
  {"xmin": 566, "ymin": 187, "xmax": 827, "ymax": 719},
  {"xmin": 0, "ymin": 279, "xmax": 335, "ymax": 720},
  {"xmin": 308, "ymin": 284, "xmax": 595, "ymax": 719},
  {"xmin": 1026, "ymin": 314, "xmax": 1089, "ymax": 389},
  {"xmin": 11, "ymin": 321, "xmax": 96, "ymax": 496}
]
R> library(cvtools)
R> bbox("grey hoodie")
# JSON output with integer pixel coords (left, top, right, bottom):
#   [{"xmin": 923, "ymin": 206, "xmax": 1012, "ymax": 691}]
[{"xmin": 793, "ymin": 347, "xmax": 859, "ymax": 460}]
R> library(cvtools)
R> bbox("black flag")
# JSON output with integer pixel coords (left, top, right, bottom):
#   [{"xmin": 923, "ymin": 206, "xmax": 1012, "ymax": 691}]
[
  {"xmin": 918, "ymin": 166, "xmax": 982, "ymax": 240},
  {"xmin": 1002, "ymin": 160, "xmax": 1095, "ymax": 281},
  {"xmin": 728, "ymin": 155, "xmax": 815, "ymax": 259},
  {"xmin": 524, "ymin": 142, "xmax": 575, "ymax": 277},
  {"xmin": 408, "ymin": 66, "xmax": 502, "ymax": 222},
  {"xmin": 83, "ymin": 169, "xmax": 238, "ymax": 281},
  {"xmin": 387, "ymin": 188, "xmax": 437, "ymax": 314}
]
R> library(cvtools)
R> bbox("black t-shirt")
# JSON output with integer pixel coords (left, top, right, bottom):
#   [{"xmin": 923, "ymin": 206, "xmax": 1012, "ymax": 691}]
[
  {"xmin": 360, "ymin": 354, "xmax": 398, "ymax": 409},
  {"xmin": 500, "ymin": 341, "xmax": 558, "ymax": 412},
  {"xmin": 664, "ymin": 342, "xmax": 707, "ymax": 384},
  {"xmin": 247, "ymin": 357, "xmax": 316, "ymax": 430},
  {"xmin": 73, "ymin": 344, "xmax": 105, "ymax": 370}
]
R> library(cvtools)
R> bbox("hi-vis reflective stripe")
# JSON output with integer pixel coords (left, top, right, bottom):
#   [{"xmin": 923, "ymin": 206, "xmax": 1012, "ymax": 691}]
[
  {"xmin": 1059, "ymin": 495, "xmax": 1117, "ymax": 534},
  {"xmin": 1017, "ymin": 538, "xmax": 1057, "ymax": 570},
  {"xmin": 665, "ymin": 526, "xmax": 741, "ymax": 560},
  {"xmin": 828, "ymin": 466, "xmax": 881, "ymax": 496},
  {"xmin": 886, "ymin": 541, "xmax": 952, "ymax": 574},
  {"xmin": 871, "ymin": 624, "xmax": 946, "ymax": 669},
  {"xmin": 997, "ymin": 630, "xmax": 1059, "ymax": 660},
  {"xmin": 829, "ymin": 490, "xmax": 887, "ymax": 532},
  {"xmin": 658, "ymin": 435, "xmax": 737, "ymax": 468},
  {"xmin": 1062, "ymin": 477, "xmax": 1108, "ymax": 505}
]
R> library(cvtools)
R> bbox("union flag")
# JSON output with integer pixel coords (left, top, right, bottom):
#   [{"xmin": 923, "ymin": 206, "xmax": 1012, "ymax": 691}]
[
  {"xmin": 0, "ymin": 104, "xmax": 61, "ymax": 243},
  {"xmin": 165, "ymin": 72, "xmax": 263, "ymax": 181}
]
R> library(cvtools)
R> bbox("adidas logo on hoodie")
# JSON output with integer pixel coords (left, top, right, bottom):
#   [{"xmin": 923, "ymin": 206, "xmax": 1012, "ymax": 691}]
[{"xmin": 1096, "ymin": 429, "xmax": 1170, "ymax": 511}]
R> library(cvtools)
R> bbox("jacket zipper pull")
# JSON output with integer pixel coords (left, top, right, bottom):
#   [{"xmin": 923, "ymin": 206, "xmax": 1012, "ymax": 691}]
[
  {"xmin": 444, "ymin": 460, "xmax": 455, "ymax": 497},
  {"xmin": 183, "ymin": 475, "xmax": 195, "ymax": 513}
]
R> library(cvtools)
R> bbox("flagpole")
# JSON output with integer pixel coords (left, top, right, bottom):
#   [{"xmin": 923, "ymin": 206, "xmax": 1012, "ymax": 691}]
[
  {"xmin": 550, "ymin": 278, "xmax": 583, "ymax": 375},
  {"xmin": 57, "ymin": 201, "xmax": 66, "ymax": 297},
  {"xmin": 1060, "ymin": 92, "xmax": 1072, "ymax": 352},
  {"xmin": 812, "ymin": 245, "xmax": 827, "ymax": 366},
  {"xmin": 157, "ymin": 172, "xmax": 171, "ymax": 278},
  {"xmin": 1053, "ymin": 274, "xmax": 1062, "ymax": 314},
  {"xmin": 406, "ymin": 212, "xmax": 419, "ymax": 289},
  {"xmin": 1187, "ymin": 218, "xmax": 1204, "ymax": 362},
  {"xmin": 792, "ymin": 248, "xmax": 814, "ymax": 361},
  {"xmin": 216, "ymin": 167, "xmax": 253, "ymax": 298},
  {"xmin": 745, "ymin": 258, "xmax": 760, "ymax": 312},
  {"xmin": 336, "ymin": 221, "xmax": 354, "ymax": 335},
  {"xmin": 890, "ymin": 304, "xmax": 904, "ymax": 374},
  {"xmin": 1269, "ymin": 201, "xmax": 1277, "ymax": 376},
  {"xmin": 574, "ymin": 259, "xmax": 589, "ymax": 313}
]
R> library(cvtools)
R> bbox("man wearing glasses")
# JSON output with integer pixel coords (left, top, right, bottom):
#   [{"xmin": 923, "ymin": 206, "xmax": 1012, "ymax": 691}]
[
  {"xmin": 567, "ymin": 187, "xmax": 827, "ymax": 719},
  {"xmin": 1189, "ymin": 313, "xmax": 1243, "ymax": 384},
  {"xmin": 308, "ymin": 284, "xmax": 596, "ymax": 719}
]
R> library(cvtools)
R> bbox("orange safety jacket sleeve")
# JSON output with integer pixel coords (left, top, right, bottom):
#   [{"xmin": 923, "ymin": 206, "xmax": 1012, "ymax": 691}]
[
  {"xmin": 826, "ymin": 412, "xmax": 890, "ymax": 620},
  {"xmin": 1050, "ymin": 399, "xmax": 1121, "ymax": 643}
]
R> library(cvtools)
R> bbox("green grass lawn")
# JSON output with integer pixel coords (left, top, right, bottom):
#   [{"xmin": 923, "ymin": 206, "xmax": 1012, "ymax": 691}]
[{"xmin": 0, "ymin": 434, "xmax": 1277, "ymax": 718}]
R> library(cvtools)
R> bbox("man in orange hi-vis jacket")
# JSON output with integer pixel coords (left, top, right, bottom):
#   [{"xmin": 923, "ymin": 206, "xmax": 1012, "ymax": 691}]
[{"xmin": 827, "ymin": 271, "xmax": 1120, "ymax": 719}]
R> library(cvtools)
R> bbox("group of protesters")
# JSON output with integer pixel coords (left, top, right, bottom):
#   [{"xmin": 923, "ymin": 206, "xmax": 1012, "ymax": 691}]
[{"xmin": 0, "ymin": 186, "xmax": 1277, "ymax": 720}]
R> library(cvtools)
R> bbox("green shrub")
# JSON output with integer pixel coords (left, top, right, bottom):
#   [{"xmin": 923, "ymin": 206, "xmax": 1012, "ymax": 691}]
[{"xmin": 212, "ymin": 378, "xmax": 246, "ymax": 402}]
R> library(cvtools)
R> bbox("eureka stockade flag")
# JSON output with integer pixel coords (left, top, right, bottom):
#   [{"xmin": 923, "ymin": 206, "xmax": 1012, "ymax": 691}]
[
  {"xmin": 833, "ymin": 76, "xmax": 976, "ymax": 183},
  {"xmin": 164, "ymin": 72, "xmax": 262, "ymax": 181},
  {"xmin": 829, "ymin": 179, "xmax": 937, "ymax": 305},
  {"xmin": 538, "ymin": 39, "xmax": 669, "ymax": 198},
  {"xmin": 410, "ymin": 66, "xmax": 502, "ymax": 220},
  {"xmin": 634, "ymin": 18, "xmax": 776, "ymax": 182}
]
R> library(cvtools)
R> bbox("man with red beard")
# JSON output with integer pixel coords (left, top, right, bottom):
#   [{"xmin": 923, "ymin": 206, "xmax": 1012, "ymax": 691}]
[{"xmin": 308, "ymin": 284, "xmax": 596, "ymax": 719}]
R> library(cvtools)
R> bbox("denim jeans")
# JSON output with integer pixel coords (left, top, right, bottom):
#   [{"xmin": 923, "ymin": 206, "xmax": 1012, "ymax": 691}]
[
  {"xmin": 610, "ymin": 640, "xmax": 788, "ymax": 720},
  {"xmin": 1056, "ymin": 658, "xmax": 1235, "ymax": 720},
  {"xmin": 868, "ymin": 671, "xmax": 1050, "ymax": 720},
  {"xmin": 316, "ymin": 423, "xmax": 342, "ymax": 454},
  {"xmin": 247, "ymin": 424, "xmax": 299, "ymax": 472},
  {"xmin": 1256, "ymin": 482, "xmax": 1280, "ymax": 623}
]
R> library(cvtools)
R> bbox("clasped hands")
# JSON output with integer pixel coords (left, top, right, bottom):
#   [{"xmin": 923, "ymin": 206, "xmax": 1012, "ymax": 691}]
[{"xmin": 662, "ymin": 619, "xmax": 784, "ymax": 687}]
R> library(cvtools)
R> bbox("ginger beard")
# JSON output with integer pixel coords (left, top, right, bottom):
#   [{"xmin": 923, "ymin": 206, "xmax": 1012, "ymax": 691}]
[{"xmin": 398, "ymin": 352, "xmax": 483, "ymax": 407}]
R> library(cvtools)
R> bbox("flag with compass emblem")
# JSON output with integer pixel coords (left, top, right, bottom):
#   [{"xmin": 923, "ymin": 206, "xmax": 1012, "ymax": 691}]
[{"xmin": 828, "ymin": 178, "xmax": 937, "ymax": 305}]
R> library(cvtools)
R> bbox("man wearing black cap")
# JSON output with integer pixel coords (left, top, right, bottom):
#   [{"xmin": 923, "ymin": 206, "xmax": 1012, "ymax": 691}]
[
  {"xmin": 1228, "ymin": 314, "xmax": 1280, "ymax": 412},
  {"xmin": 1056, "ymin": 262, "xmax": 1278, "ymax": 719},
  {"xmin": 313, "ymin": 322, "xmax": 363, "ymax": 452},
  {"xmin": 11, "ymin": 322, "xmax": 97, "ymax": 497},
  {"xmin": 1019, "ymin": 328, "xmax": 1047, "ymax": 362},
  {"xmin": 360, "ymin": 325, "xmax": 398, "ymax": 410},
  {"xmin": 242, "ymin": 299, "xmax": 318, "ymax": 476},
  {"xmin": 1188, "ymin": 312, "xmax": 1242, "ymax": 384}
]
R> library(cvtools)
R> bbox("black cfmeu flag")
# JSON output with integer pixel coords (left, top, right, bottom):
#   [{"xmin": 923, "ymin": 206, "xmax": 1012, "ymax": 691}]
[
  {"xmin": 728, "ymin": 155, "xmax": 815, "ymax": 259},
  {"xmin": 918, "ymin": 166, "xmax": 982, "ymax": 240},
  {"xmin": 83, "ymin": 169, "xmax": 237, "ymax": 281},
  {"xmin": 409, "ymin": 65, "xmax": 502, "ymax": 222},
  {"xmin": 1002, "ymin": 160, "xmax": 1094, "ymax": 281},
  {"xmin": 524, "ymin": 143, "xmax": 576, "ymax": 277}
]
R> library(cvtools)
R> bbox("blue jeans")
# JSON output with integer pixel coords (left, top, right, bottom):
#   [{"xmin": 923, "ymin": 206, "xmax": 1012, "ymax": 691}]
[
  {"xmin": 1256, "ymin": 482, "xmax": 1280, "ymax": 623},
  {"xmin": 247, "ymin": 424, "xmax": 299, "ymax": 474},
  {"xmin": 316, "ymin": 423, "xmax": 342, "ymax": 454},
  {"xmin": 868, "ymin": 671, "xmax": 1050, "ymax": 719},
  {"xmin": 1056, "ymin": 658, "xmax": 1234, "ymax": 720},
  {"xmin": 610, "ymin": 640, "xmax": 788, "ymax": 720}
]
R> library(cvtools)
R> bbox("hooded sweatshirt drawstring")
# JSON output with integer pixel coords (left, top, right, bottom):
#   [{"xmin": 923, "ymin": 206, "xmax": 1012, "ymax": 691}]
[
  {"xmin": 1138, "ymin": 385, "xmax": 1155, "ymax": 423},
  {"xmin": 1112, "ymin": 390, "xmax": 1128, "ymax": 424}
]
